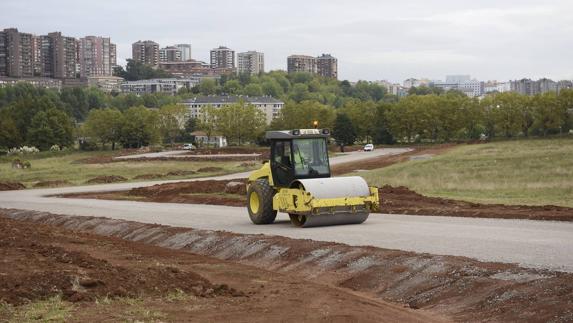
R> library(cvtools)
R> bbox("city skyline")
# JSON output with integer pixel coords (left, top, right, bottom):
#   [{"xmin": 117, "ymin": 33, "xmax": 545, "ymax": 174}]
[{"xmin": 1, "ymin": 0, "xmax": 572, "ymax": 82}]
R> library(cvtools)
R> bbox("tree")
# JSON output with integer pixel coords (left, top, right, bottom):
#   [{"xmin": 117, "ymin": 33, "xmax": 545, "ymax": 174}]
[
  {"xmin": 332, "ymin": 113, "xmax": 356, "ymax": 151},
  {"xmin": 223, "ymin": 80, "xmax": 241, "ymax": 94},
  {"xmin": 83, "ymin": 108, "xmax": 124, "ymax": 150},
  {"xmin": 0, "ymin": 110, "xmax": 22, "ymax": 149},
  {"xmin": 532, "ymin": 92, "xmax": 563, "ymax": 136},
  {"xmin": 244, "ymin": 83, "xmax": 263, "ymax": 97},
  {"xmin": 213, "ymin": 100, "xmax": 266, "ymax": 145},
  {"xmin": 198, "ymin": 79, "xmax": 218, "ymax": 95},
  {"xmin": 27, "ymin": 108, "xmax": 73, "ymax": 150},
  {"xmin": 113, "ymin": 59, "xmax": 172, "ymax": 81},
  {"xmin": 340, "ymin": 100, "xmax": 377, "ymax": 143},
  {"xmin": 158, "ymin": 104, "xmax": 187, "ymax": 146},
  {"xmin": 119, "ymin": 106, "xmax": 160, "ymax": 148},
  {"xmin": 271, "ymin": 101, "xmax": 335, "ymax": 130}
]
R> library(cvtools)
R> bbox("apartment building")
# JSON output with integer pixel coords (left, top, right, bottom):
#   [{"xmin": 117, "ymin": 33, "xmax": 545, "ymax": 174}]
[
  {"xmin": 237, "ymin": 51, "xmax": 264, "ymax": 75},
  {"xmin": 181, "ymin": 96, "xmax": 284, "ymax": 125},
  {"xmin": 210, "ymin": 46, "xmax": 235, "ymax": 69},
  {"xmin": 78, "ymin": 36, "xmax": 116, "ymax": 77},
  {"xmin": 287, "ymin": 55, "xmax": 316, "ymax": 74},
  {"xmin": 132, "ymin": 40, "xmax": 159, "ymax": 66},
  {"xmin": 48, "ymin": 32, "xmax": 78, "ymax": 79},
  {"xmin": 175, "ymin": 44, "xmax": 191, "ymax": 61},
  {"xmin": 1, "ymin": 28, "xmax": 35, "ymax": 77},
  {"xmin": 316, "ymin": 54, "xmax": 337, "ymax": 79},
  {"xmin": 159, "ymin": 46, "xmax": 182, "ymax": 62},
  {"xmin": 120, "ymin": 78, "xmax": 199, "ymax": 95}
]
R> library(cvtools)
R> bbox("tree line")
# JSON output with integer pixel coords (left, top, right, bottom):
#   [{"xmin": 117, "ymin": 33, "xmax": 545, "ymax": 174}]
[{"xmin": 1, "ymin": 73, "xmax": 572, "ymax": 152}]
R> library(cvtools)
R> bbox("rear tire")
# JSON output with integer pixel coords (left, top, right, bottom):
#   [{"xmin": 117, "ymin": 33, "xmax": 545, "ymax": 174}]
[{"xmin": 247, "ymin": 179, "xmax": 277, "ymax": 224}]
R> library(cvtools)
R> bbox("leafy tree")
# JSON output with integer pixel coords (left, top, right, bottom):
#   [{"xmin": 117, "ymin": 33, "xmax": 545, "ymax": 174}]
[
  {"xmin": 212, "ymin": 100, "xmax": 266, "ymax": 145},
  {"xmin": 0, "ymin": 110, "xmax": 22, "ymax": 149},
  {"xmin": 244, "ymin": 83, "xmax": 263, "ymax": 97},
  {"xmin": 332, "ymin": 113, "xmax": 356, "ymax": 151},
  {"xmin": 198, "ymin": 79, "xmax": 218, "ymax": 95},
  {"xmin": 271, "ymin": 100, "xmax": 335, "ymax": 130},
  {"xmin": 158, "ymin": 104, "xmax": 187, "ymax": 146},
  {"xmin": 532, "ymin": 92, "xmax": 563, "ymax": 136},
  {"xmin": 223, "ymin": 80, "xmax": 242, "ymax": 94},
  {"xmin": 119, "ymin": 106, "xmax": 160, "ymax": 148},
  {"xmin": 27, "ymin": 109, "xmax": 73, "ymax": 150},
  {"xmin": 83, "ymin": 108, "xmax": 124, "ymax": 150},
  {"xmin": 113, "ymin": 59, "xmax": 172, "ymax": 81}
]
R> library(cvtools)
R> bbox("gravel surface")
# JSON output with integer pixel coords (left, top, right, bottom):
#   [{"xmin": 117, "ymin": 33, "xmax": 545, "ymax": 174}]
[{"xmin": 3, "ymin": 148, "xmax": 572, "ymax": 273}]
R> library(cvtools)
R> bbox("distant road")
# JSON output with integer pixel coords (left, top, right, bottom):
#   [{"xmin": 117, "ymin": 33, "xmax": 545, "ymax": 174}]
[
  {"xmin": 113, "ymin": 150, "xmax": 260, "ymax": 160},
  {"xmin": 6, "ymin": 147, "xmax": 573, "ymax": 273}
]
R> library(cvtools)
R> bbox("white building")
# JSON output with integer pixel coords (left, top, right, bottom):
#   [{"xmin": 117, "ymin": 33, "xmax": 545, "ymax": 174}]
[
  {"xmin": 237, "ymin": 51, "xmax": 264, "ymax": 75},
  {"xmin": 120, "ymin": 78, "xmax": 199, "ymax": 95},
  {"xmin": 181, "ymin": 96, "xmax": 284, "ymax": 125},
  {"xmin": 433, "ymin": 75, "xmax": 484, "ymax": 97},
  {"xmin": 484, "ymin": 81, "xmax": 511, "ymax": 94},
  {"xmin": 190, "ymin": 131, "xmax": 227, "ymax": 148},
  {"xmin": 175, "ymin": 44, "xmax": 191, "ymax": 61},
  {"xmin": 403, "ymin": 78, "xmax": 430, "ymax": 88}
]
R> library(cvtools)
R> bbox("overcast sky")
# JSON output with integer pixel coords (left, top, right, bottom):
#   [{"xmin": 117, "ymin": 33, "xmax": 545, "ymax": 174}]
[{"xmin": 1, "ymin": 0, "xmax": 572, "ymax": 82}]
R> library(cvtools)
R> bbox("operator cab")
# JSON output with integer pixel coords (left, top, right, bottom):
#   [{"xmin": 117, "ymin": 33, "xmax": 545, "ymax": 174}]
[{"xmin": 267, "ymin": 129, "xmax": 331, "ymax": 187}]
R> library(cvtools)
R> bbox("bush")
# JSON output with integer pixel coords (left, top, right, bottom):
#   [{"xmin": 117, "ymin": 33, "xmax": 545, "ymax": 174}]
[
  {"xmin": 7, "ymin": 146, "xmax": 40, "ymax": 155},
  {"xmin": 11, "ymin": 158, "xmax": 31, "ymax": 169},
  {"xmin": 79, "ymin": 140, "xmax": 99, "ymax": 151},
  {"xmin": 50, "ymin": 144, "xmax": 61, "ymax": 152}
]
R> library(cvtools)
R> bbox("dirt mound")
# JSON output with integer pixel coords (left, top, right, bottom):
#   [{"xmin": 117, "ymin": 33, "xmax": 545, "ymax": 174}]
[
  {"xmin": 379, "ymin": 185, "xmax": 573, "ymax": 221},
  {"xmin": 33, "ymin": 180, "xmax": 71, "ymax": 188},
  {"xmin": 126, "ymin": 180, "xmax": 247, "ymax": 207},
  {"xmin": 133, "ymin": 173, "xmax": 165, "ymax": 180},
  {"xmin": 86, "ymin": 175, "xmax": 127, "ymax": 184},
  {"xmin": 0, "ymin": 181, "xmax": 25, "ymax": 191},
  {"xmin": 197, "ymin": 167, "xmax": 223, "ymax": 173},
  {"xmin": 5, "ymin": 209, "xmax": 572, "ymax": 323},
  {"xmin": 331, "ymin": 144, "xmax": 455, "ymax": 175},
  {"xmin": 166, "ymin": 170, "xmax": 196, "ymax": 176},
  {"xmin": 0, "ymin": 216, "xmax": 241, "ymax": 306}
]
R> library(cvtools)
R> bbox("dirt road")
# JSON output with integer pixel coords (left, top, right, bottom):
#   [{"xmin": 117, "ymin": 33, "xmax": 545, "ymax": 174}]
[{"xmin": 2, "ymin": 147, "xmax": 572, "ymax": 273}]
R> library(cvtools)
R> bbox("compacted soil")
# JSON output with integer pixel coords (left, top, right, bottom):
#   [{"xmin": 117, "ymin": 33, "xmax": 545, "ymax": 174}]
[
  {"xmin": 66, "ymin": 179, "xmax": 573, "ymax": 222},
  {"xmin": 3, "ymin": 209, "xmax": 573, "ymax": 322},
  {"xmin": 0, "ymin": 213, "xmax": 437, "ymax": 323}
]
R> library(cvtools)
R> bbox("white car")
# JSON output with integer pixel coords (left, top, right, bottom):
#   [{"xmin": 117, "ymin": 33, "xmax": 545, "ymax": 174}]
[
  {"xmin": 363, "ymin": 144, "xmax": 374, "ymax": 152},
  {"xmin": 182, "ymin": 143, "xmax": 196, "ymax": 150}
]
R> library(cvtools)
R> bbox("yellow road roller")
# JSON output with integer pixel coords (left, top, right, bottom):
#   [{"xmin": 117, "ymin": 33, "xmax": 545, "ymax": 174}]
[{"xmin": 246, "ymin": 128, "xmax": 379, "ymax": 227}]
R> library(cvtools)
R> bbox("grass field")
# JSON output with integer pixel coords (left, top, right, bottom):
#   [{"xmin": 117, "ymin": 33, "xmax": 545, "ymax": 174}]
[
  {"xmin": 360, "ymin": 138, "xmax": 573, "ymax": 208},
  {"xmin": 0, "ymin": 150, "xmax": 256, "ymax": 188}
]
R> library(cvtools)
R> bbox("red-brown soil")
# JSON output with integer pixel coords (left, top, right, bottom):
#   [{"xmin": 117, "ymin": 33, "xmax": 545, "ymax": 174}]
[
  {"xmin": 331, "ymin": 144, "xmax": 456, "ymax": 175},
  {"xmin": 65, "ymin": 179, "xmax": 573, "ymax": 222},
  {"xmin": 33, "ymin": 180, "xmax": 71, "ymax": 188},
  {"xmin": 0, "ymin": 213, "xmax": 437, "ymax": 323},
  {"xmin": 132, "ymin": 173, "xmax": 166, "ymax": 180},
  {"xmin": 85, "ymin": 175, "xmax": 128, "ymax": 184},
  {"xmin": 379, "ymin": 185, "xmax": 573, "ymax": 221},
  {"xmin": 3, "ymin": 209, "xmax": 572, "ymax": 322},
  {"xmin": 0, "ymin": 181, "xmax": 25, "ymax": 191}
]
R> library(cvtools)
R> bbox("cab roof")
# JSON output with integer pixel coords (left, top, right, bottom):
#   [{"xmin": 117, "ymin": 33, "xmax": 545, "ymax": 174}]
[{"xmin": 265, "ymin": 129, "xmax": 330, "ymax": 140}]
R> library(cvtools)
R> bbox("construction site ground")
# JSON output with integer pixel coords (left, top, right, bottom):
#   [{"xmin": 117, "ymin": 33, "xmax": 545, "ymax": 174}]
[
  {"xmin": 2, "ymin": 210, "xmax": 572, "ymax": 322},
  {"xmin": 0, "ymin": 212, "xmax": 440, "ymax": 323},
  {"xmin": 64, "ymin": 178, "xmax": 573, "ymax": 222}
]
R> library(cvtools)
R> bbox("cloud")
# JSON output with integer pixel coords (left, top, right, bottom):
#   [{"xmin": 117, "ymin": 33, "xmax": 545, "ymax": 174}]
[{"xmin": 1, "ymin": 0, "xmax": 572, "ymax": 81}]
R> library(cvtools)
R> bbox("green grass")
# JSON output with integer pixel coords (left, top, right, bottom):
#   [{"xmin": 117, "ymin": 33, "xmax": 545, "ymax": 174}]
[
  {"xmin": 0, "ymin": 150, "xmax": 258, "ymax": 188},
  {"xmin": 359, "ymin": 138, "xmax": 573, "ymax": 208},
  {"xmin": 2, "ymin": 295, "xmax": 74, "ymax": 322}
]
